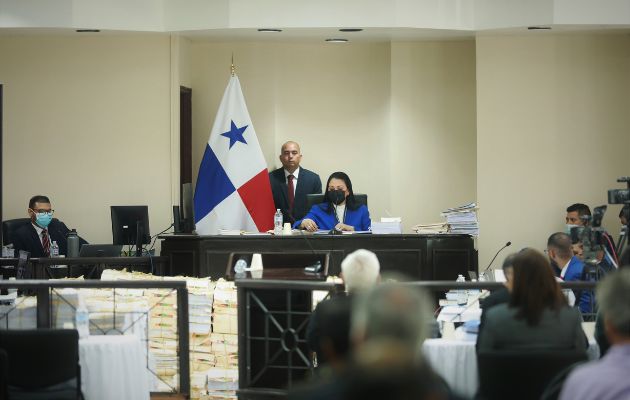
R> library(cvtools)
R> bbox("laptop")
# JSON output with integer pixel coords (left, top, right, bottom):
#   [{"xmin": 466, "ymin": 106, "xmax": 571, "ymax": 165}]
[{"xmin": 79, "ymin": 244, "xmax": 122, "ymax": 258}]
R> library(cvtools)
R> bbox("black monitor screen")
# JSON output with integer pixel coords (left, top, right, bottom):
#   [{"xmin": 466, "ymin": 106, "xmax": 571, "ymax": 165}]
[{"xmin": 110, "ymin": 206, "xmax": 150, "ymax": 246}]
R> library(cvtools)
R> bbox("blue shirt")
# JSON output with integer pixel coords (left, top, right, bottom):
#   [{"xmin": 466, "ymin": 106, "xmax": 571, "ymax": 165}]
[
  {"xmin": 293, "ymin": 203, "xmax": 371, "ymax": 231},
  {"xmin": 560, "ymin": 344, "xmax": 630, "ymax": 400},
  {"xmin": 563, "ymin": 256, "xmax": 594, "ymax": 314}
]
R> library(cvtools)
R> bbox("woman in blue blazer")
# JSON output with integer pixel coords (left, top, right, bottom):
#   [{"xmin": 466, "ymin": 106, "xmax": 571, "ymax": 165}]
[{"xmin": 294, "ymin": 172, "xmax": 371, "ymax": 232}]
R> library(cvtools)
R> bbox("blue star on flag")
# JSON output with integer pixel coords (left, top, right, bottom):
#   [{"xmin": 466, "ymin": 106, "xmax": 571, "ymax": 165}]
[{"xmin": 220, "ymin": 120, "xmax": 248, "ymax": 149}]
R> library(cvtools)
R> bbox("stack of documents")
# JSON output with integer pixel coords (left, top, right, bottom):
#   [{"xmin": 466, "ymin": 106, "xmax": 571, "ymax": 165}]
[
  {"xmin": 412, "ymin": 222, "xmax": 449, "ymax": 234},
  {"xmin": 204, "ymin": 368, "xmax": 238, "ymax": 399},
  {"xmin": 0, "ymin": 296, "xmax": 37, "ymax": 329},
  {"xmin": 186, "ymin": 278, "xmax": 216, "ymax": 397},
  {"xmin": 96, "ymin": 269, "xmax": 241, "ymax": 399},
  {"xmin": 213, "ymin": 280, "xmax": 237, "ymax": 335},
  {"xmin": 208, "ymin": 280, "xmax": 238, "ymax": 398},
  {"xmin": 441, "ymin": 202, "xmax": 479, "ymax": 236}
]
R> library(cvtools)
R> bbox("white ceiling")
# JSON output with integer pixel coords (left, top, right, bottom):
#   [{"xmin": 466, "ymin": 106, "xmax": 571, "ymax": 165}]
[{"xmin": 0, "ymin": 0, "xmax": 629, "ymax": 42}]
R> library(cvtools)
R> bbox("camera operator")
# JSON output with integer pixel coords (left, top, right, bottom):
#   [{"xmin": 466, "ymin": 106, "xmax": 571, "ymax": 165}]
[{"xmin": 565, "ymin": 203, "xmax": 591, "ymax": 259}]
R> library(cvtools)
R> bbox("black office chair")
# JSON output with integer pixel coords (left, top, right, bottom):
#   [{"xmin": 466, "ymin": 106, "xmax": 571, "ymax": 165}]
[
  {"xmin": 0, "ymin": 329, "xmax": 82, "ymax": 400},
  {"xmin": 0, "ymin": 349, "xmax": 8, "ymax": 400},
  {"xmin": 476, "ymin": 349, "xmax": 587, "ymax": 400},
  {"xmin": 2, "ymin": 219, "xmax": 30, "ymax": 246},
  {"xmin": 304, "ymin": 194, "xmax": 368, "ymax": 213},
  {"xmin": 2, "ymin": 218, "xmax": 61, "ymax": 246}
]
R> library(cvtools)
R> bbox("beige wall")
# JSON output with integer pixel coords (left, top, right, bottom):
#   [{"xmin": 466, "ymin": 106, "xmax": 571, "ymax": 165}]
[
  {"xmin": 0, "ymin": 35, "xmax": 173, "ymax": 245},
  {"xmin": 189, "ymin": 40, "xmax": 477, "ymax": 230},
  {"xmin": 477, "ymin": 33, "xmax": 630, "ymax": 268},
  {"xmin": 390, "ymin": 41, "xmax": 477, "ymax": 231}
]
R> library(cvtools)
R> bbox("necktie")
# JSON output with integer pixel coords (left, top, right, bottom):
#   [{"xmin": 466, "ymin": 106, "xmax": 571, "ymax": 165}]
[
  {"xmin": 41, "ymin": 229, "xmax": 51, "ymax": 256},
  {"xmin": 288, "ymin": 175, "xmax": 295, "ymax": 212}
]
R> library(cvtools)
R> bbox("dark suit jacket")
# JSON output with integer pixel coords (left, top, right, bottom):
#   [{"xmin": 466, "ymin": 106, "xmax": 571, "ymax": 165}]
[
  {"xmin": 269, "ymin": 167, "xmax": 322, "ymax": 223},
  {"xmin": 12, "ymin": 220, "xmax": 88, "ymax": 257}
]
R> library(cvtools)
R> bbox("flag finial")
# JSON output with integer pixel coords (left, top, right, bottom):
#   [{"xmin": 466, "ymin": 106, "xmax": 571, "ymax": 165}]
[{"xmin": 231, "ymin": 53, "xmax": 236, "ymax": 76}]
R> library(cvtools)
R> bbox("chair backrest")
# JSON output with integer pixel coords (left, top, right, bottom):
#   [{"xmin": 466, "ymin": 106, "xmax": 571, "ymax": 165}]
[
  {"xmin": 0, "ymin": 329, "xmax": 79, "ymax": 390},
  {"xmin": 305, "ymin": 194, "xmax": 368, "ymax": 214},
  {"xmin": 2, "ymin": 218, "xmax": 61, "ymax": 246},
  {"xmin": 477, "ymin": 349, "xmax": 587, "ymax": 400},
  {"xmin": 2, "ymin": 218, "xmax": 31, "ymax": 246}
]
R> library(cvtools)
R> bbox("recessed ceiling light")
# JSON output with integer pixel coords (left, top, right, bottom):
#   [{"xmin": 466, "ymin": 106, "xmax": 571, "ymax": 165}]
[
  {"xmin": 76, "ymin": 29, "xmax": 100, "ymax": 33},
  {"xmin": 527, "ymin": 26, "xmax": 551, "ymax": 30},
  {"xmin": 325, "ymin": 38, "xmax": 348, "ymax": 43},
  {"xmin": 257, "ymin": 29, "xmax": 282, "ymax": 33},
  {"xmin": 339, "ymin": 28, "xmax": 363, "ymax": 32}
]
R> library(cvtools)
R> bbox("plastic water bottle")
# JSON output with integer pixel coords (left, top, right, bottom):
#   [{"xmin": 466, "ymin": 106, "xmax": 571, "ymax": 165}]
[
  {"xmin": 456, "ymin": 274, "xmax": 467, "ymax": 305},
  {"xmin": 274, "ymin": 209, "xmax": 283, "ymax": 235},
  {"xmin": 75, "ymin": 299, "xmax": 90, "ymax": 338},
  {"xmin": 50, "ymin": 241, "xmax": 60, "ymax": 257},
  {"xmin": 67, "ymin": 229, "xmax": 80, "ymax": 258},
  {"xmin": 234, "ymin": 258, "xmax": 248, "ymax": 274},
  {"xmin": 1, "ymin": 244, "xmax": 13, "ymax": 258}
]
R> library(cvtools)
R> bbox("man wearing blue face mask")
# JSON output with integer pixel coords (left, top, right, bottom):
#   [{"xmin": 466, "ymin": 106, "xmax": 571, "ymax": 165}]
[{"xmin": 11, "ymin": 195, "xmax": 87, "ymax": 257}]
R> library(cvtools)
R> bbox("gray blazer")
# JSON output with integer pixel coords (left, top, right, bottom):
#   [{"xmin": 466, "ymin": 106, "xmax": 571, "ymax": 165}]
[{"xmin": 476, "ymin": 304, "xmax": 587, "ymax": 352}]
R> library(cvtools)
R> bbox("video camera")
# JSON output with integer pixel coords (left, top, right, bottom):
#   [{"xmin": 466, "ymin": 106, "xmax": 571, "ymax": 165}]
[
  {"xmin": 608, "ymin": 177, "xmax": 630, "ymax": 205},
  {"xmin": 570, "ymin": 205, "xmax": 607, "ymax": 266}
]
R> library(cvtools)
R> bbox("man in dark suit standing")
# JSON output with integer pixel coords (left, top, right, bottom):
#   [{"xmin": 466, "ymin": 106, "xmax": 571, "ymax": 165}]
[
  {"xmin": 269, "ymin": 141, "xmax": 322, "ymax": 224},
  {"xmin": 12, "ymin": 195, "xmax": 87, "ymax": 257}
]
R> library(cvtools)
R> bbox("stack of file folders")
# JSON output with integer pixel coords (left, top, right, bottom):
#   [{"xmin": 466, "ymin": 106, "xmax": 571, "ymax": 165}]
[
  {"xmin": 205, "ymin": 280, "xmax": 238, "ymax": 399},
  {"xmin": 412, "ymin": 222, "xmax": 449, "ymax": 234},
  {"xmin": 441, "ymin": 202, "xmax": 479, "ymax": 236}
]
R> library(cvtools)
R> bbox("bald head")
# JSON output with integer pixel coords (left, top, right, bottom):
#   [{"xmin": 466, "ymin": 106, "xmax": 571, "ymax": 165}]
[
  {"xmin": 281, "ymin": 141, "xmax": 301, "ymax": 154},
  {"xmin": 547, "ymin": 232, "xmax": 573, "ymax": 259},
  {"xmin": 279, "ymin": 141, "xmax": 302, "ymax": 173}
]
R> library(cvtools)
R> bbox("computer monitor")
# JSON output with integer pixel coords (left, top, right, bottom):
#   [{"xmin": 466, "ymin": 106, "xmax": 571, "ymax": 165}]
[
  {"xmin": 79, "ymin": 244, "xmax": 123, "ymax": 258},
  {"xmin": 180, "ymin": 183, "xmax": 195, "ymax": 233},
  {"xmin": 110, "ymin": 206, "xmax": 150, "ymax": 256}
]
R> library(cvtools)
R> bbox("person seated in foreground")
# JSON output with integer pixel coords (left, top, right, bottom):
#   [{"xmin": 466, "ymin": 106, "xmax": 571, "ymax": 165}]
[
  {"xmin": 476, "ymin": 254, "xmax": 515, "ymax": 351},
  {"xmin": 306, "ymin": 249, "xmax": 380, "ymax": 370},
  {"xmin": 559, "ymin": 268, "xmax": 630, "ymax": 400},
  {"xmin": 11, "ymin": 195, "xmax": 87, "ymax": 257},
  {"xmin": 292, "ymin": 281, "xmax": 454, "ymax": 400},
  {"xmin": 480, "ymin": 254, "xmax": 515, "ymax": 311},
  {"xmin": 476, "ymin": 248, "xmax": 587, "ymax": 352},
  {"xmin": 294, "ymin": 172, "xmax": 370, "ymax": 232}
]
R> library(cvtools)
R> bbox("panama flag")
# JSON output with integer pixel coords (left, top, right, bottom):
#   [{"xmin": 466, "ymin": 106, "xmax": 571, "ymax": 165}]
[{"xmin": 194, "ymin": 75, "xmax": 275, "ymax": 234}]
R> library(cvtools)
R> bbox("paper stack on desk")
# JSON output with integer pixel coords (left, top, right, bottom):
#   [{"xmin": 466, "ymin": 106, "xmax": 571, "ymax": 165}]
[
  {"xmin": 186, "ymin": 277, "xmax": 216, "ymax": 398},
  {"xmin": 204, "ymin": 368, "xmax": 238, "ymax": 399},
  {"xmin": 441, "ymin": 202, "xmax": 479, "ymax": 236},
  {"xmin": 213, "ymin": 280, "xmax": 237, "ymax": 335},
  {"xmin": 206, "ymin": 280, "xmax": 238, "ymax": 399},
  {"xmin": 412, "ymin": 222, "xmax": 449, "ymax": 234}
]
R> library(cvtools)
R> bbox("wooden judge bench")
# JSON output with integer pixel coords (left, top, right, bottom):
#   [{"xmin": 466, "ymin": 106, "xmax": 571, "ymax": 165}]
[{"xmin": 159, "ymin": 233, "xmax": 477, "ymax": 280}]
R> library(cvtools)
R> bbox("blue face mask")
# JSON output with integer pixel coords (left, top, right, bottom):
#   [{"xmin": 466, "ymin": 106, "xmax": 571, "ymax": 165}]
[{"xmin": 35, "ymin": 212, "xmax": 53, "ymax": 228}]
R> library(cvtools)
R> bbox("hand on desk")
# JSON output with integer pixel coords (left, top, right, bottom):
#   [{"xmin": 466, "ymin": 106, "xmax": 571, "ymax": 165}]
[
  {"xmin": 300, "ymin": 218, "xmax": 319, "ymax": 232},
  {"xmin": 335, "ymin": 223, "xmax": 354, "ymax": 232}
]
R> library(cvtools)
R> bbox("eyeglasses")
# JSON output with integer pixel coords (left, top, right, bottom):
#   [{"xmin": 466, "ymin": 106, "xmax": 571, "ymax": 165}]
[{"xmin": 30, "ymin": 209, "xmax": 54, "ymax": 215}]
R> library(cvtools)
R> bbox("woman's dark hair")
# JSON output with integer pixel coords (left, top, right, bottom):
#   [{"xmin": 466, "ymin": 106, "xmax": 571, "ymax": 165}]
[
  {"xmin": 320, "ymin": 172, "xmax": 360, "ymax": 212},
  {"xmin": 509, "ymin": 248, "xmax": 567, "ymax": 326}
]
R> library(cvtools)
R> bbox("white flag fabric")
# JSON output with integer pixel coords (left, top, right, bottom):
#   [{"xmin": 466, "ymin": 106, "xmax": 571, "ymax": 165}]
[{"xmin": 193, "ymin": 75, "xmax": 275, "ymax": 234}]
